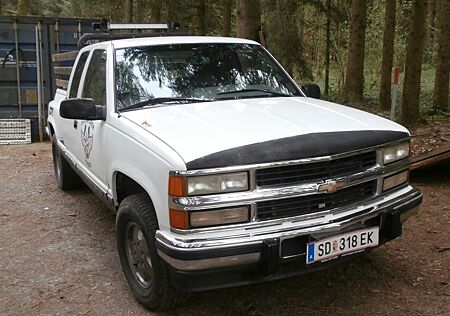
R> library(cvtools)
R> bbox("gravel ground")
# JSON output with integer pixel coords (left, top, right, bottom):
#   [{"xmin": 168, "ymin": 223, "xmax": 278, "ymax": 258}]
[{"xmin": 0, "ymin": 142, "xmax": 449, "ymax": 315}]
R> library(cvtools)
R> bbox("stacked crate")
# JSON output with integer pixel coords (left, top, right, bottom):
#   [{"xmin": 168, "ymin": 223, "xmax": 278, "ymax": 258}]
[{"xmin": 0, "ymin": 118, "xmax": 31, "ymax": 144}]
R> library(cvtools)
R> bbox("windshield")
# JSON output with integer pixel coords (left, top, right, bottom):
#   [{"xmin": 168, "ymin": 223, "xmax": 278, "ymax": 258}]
[{"xmin": 114, "ymin": 43, "xmax": 301, "ymax": 110}]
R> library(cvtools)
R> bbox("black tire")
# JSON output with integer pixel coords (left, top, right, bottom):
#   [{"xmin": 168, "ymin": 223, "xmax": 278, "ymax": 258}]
[
  {"xmin": 116, "ymin": 194, "xmax": 187, "ymax": 311},
  {"xmin": 51, "ymin": 134, "xmax": 81, "ymax": 190}
]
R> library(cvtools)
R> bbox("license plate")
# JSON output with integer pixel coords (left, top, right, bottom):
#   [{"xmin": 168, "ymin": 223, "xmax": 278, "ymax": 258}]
[{"xmin": 306, "ymin": 227, "xmax": 379, "ymax": 264}]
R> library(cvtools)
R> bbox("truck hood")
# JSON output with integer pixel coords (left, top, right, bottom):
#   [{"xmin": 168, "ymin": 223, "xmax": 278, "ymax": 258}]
[{"xmin": 121, "ymin": 97, "xmax": 409, "ymax": 169}]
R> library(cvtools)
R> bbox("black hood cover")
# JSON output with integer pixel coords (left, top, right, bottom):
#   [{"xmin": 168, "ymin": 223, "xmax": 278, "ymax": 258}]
[{"xmin": 185, "ymin": 130, "xmax": 409, "ymax": 170}]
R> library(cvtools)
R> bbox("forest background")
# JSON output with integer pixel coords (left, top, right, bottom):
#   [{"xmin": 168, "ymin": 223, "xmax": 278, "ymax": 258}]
[{"xmin": 1, "ymin": 0, "xmax": 449, "ymax": 126}]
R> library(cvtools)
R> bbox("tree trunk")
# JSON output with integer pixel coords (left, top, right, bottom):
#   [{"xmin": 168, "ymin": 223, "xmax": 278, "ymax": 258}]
[
  {"xmin": 223, "ymin": 0, "xmax": 232, "ymax": 37},
  {"xmin": 196, "ymin": 0, "xmax": 207, "ymax": 35},
  {"xmin": 135, "ymin": 0, "xmax": 144, "ymax": 22},
  {"xmin": 17, "ymin": 0, "xmax": 30, "ymax": 15},
  {"xmin": 125, "ymin": 0, "xmax": 133, "ymax": 23},
  {"xmin": 425, "ymin": 0, "xmax": 436, "ymax": 63},
  {"xmin": 71, "ymin": 1, "xmax": 82, "ymax": 17},
  {"xmin": 324, "ymin": 0, "xmax": 331, "ymax": 95},
  {"xmin": 379, "ymin": 0, "xmax": 396, "ymax": 111},
  {"xmin": 432, "ymin": 0, "xmax": 450, "ymax": 111},
  {"xmin": 236, "ymin": 0, "xmax": 261, "ymax": 42},
  {"xmin": 402, "ymin": 0, "xmax": 426, "ymax": 125},
  {"xmin": 149, "ymin": 0, "xmax": 162, "ymax": 22},
  {"xmin": 344, "ymin": 0, "xmax": 367, "ymax": 104},
  {"xmin": 166, "ymin": 0, "xmax": 177, "ymax": 22}
]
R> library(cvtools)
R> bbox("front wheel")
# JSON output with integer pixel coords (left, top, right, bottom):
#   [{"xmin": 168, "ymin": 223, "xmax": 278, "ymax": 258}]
[{"xmin": 116, "ymin": 194, "xmax": 187, "ymax": 310}]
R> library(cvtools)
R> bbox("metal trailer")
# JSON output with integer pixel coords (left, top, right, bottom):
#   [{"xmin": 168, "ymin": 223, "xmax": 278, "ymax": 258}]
[{"xmin": 0, "ymin": 16, "xmax": 100, "ymax": 142}]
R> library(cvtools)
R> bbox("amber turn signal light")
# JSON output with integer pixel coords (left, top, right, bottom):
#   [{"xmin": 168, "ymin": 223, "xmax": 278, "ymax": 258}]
[
  {"xmin": 169, "ymin": 208, "xmax": 189, "ymax": 229},
  {"xmin": 169, "ymin": 175, "xmax": 187, "ymax": 197}
]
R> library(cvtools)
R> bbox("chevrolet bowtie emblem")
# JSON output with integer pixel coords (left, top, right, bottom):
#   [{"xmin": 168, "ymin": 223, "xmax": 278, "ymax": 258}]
[{"xmin": 318, "ymin": 180, "xmax": 345, "ymax": 193}]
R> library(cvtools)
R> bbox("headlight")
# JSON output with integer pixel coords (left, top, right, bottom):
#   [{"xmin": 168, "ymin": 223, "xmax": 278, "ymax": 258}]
[
  {"xmin": 383, "ymin": 142, "xmax": 409, "ymax": 164},
  {"xmin": 187, "ymin": 172, "xmax": 248, "ymax": 195},
  {"xmin": 169, "ymin": 172, "xmax": 249, "ymax": 197}
]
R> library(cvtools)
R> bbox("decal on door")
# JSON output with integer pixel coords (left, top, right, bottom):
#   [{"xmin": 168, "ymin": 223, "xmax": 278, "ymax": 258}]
[{"xmin": 80, "ymin": 121, "xmax": 94, "ymax": 167}]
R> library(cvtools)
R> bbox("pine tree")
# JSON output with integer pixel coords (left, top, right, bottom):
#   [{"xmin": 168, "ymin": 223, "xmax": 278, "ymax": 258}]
[
  {"xmin": 125, "ymin": 0, "xmax": 133, "ymax": 23},
  {"xmin": 196, "ymin": 0, "xmax": 207, "ymax": 35},
  {"xmin": 17, "ymin": 0, "xmax": 30, "ymax": 15},
  {"xmin": 344, "ymin": 0, "xmax": 367, "ymax": 104},
  {"xmin": 432, "ymin": 0, "xmax": 450, "ymax": 112},
  {"xmin": 223, "ymin": 0, "xmax": 232, "ymax": 36},
  {"xmin": 402, "ymin": 0, "xmax": 426, "ymax": 124},
  {"xmin": 379, "ymin": 0, "xmax": 396, "ymax": 111},
  {"xmin": 149, "ymin": 0, "xmax": 162, "ymax": 22},
  {"xmin": 236, "ymin": 0, "xmax": 261, "ymax": 41}
]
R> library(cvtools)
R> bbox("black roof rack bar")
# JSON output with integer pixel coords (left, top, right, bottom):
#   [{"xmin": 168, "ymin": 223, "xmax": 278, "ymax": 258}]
[{"xmin": 77, "ymin": 31, "xmax": 190, "ymax": 49}]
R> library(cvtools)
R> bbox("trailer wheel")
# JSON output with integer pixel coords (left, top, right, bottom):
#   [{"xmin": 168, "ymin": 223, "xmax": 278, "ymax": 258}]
[
  {"xmin": 116, "ymin": 194, "xmax": 187, "ymax": 311},
  {"xmin": 51, "ymin": 134, "xmax": 81, "ymax": 190}
]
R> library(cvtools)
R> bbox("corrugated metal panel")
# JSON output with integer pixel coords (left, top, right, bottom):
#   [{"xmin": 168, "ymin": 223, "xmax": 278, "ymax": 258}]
[{"xmin": 0, "ymin": 16, "xmax": 100, "ymax": 141}]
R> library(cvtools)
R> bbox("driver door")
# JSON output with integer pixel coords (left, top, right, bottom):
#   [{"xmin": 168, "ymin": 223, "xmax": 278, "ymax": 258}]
[{"xmin": 71, "ymin": 49, "xmax": 109, "ymax": 193}]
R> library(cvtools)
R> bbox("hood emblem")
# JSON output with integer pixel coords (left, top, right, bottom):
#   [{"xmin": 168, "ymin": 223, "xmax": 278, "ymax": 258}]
[{"xmin": 318, "ymin": 179, "xmax": 345, "ymax": 194}]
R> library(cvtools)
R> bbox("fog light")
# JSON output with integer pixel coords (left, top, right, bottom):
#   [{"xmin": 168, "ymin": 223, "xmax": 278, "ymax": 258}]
[
  {"xmin": 190, "ymin": 206, "xmax": 249, "ymax": 228},
  {"xmin": 383, "ymin": 170, "xmax": 409, "ymax": 191}
]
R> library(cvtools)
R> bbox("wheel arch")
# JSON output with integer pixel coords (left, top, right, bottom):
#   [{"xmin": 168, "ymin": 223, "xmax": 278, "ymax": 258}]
[
  {"xmin": 115, "ymin": 171, "xmax": 150, "ymax": 205},
  {"xmin": 48, "ymin": 122, "xmax": 55, "ymax": 137},
  {"xmin": 112, "ymin": 170, "xmax": 166, "ymax": 228}
]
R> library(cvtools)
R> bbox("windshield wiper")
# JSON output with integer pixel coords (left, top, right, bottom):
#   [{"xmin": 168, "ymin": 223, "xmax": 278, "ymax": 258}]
[
  {"xmin": 119, "ymin": 97, "xmax": 211, "ymax": 112},
  {"xmin": 215, "ymin": 88, "xmax": 292, "ymax": 99}
]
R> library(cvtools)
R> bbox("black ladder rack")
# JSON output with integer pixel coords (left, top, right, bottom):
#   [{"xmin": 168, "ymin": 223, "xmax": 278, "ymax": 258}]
[{"xmin": 77, "ymin": 21, "xmax": 187, "ymax": 49}]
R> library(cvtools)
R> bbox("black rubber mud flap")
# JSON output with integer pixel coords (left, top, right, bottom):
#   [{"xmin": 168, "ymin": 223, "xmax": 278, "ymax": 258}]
[
  {"xmin": 260, "ymin": 238, "xmax": 280, "ymax": 275},
  {"xmin": 381, "ymin": 211, "xmax": 402, "ymax": 240}
]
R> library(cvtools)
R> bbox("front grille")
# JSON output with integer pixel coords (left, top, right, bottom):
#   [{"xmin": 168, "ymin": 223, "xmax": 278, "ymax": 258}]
[
  {"xmin": 256, "ymin": 151, "xmax": 376, "ymax": 187},
  {"xmin": 256, "ymin": 180, "xmax": 376, "ymax": 221}
]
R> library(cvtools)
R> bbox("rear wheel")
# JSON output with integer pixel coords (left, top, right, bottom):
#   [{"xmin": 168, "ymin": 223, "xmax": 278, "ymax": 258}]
[
  {"xmin": 51, "ymin": 134, "xmax": 81, "ymax": 190},
  {"xmin": 116, "ymin": 194, "xmax": 187, "ymax": 310}
]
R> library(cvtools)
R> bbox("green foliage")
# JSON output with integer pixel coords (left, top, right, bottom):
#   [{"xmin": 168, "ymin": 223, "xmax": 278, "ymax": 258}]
[
  {"xmin": 364, "ymin": 0, "xmax": 384, "ymax": 95},
  {"xmin": 394, "ymin": 0, "xmax": 413, "ymax": 69},
  {"xmin": 262, "ymin": 0, "xmax": 313, "ymax": 82}
]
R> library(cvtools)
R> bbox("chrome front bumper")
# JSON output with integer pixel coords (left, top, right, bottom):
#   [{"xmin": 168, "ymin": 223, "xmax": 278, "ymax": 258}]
[{"xmin": 156, "ymin": 185, "xmax": 422, "ymax": 272}]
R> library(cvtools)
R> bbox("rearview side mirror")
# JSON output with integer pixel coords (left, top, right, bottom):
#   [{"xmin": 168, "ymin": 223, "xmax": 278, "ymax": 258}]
[
  {"xmin": 301, "ymin": 83, "xmax": 321, "ymax": 99},
  {"xmin": 60, "ymin": 98, "xmax": 105, "ymax": 120}
]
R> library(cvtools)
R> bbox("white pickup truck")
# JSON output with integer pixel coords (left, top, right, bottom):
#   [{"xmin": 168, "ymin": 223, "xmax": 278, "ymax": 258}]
[{"xmin": 47, "ymin": 34, "xmax": 422, "ymax": 310}]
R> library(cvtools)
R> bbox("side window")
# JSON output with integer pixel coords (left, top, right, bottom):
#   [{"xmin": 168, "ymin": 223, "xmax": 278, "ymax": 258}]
[
  {"xmin": 82, "ymin": 50, "xmax": 107, "ymax": 106},
  {"xmin": 68, "ymin": 51, "xmax": 89, "ymax": 98}
]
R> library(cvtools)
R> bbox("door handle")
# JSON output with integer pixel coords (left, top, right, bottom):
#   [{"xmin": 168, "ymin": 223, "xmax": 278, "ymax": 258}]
[{"xmin": 73, "ymin": 120, "xmax": 78, "ymax": 129}]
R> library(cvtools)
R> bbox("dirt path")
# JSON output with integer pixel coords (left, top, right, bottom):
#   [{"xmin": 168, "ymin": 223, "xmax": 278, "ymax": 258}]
[{"xmin": 1, "ymin": 143, "xmax": 449, "ymax": 315}]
